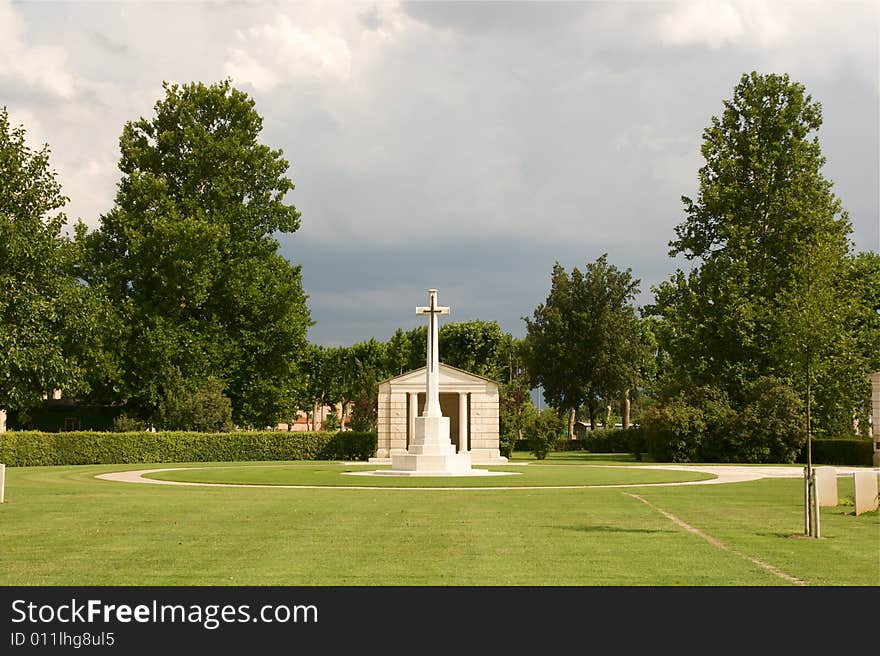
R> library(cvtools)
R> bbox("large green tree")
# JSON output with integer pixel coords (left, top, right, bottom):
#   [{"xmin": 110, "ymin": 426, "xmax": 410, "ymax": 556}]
[
  {"xmin": 345, "ymin": 339, "xmax": 387, "ymax": 432},
  {"xmin": 439, "ymin": 320, "xmax": 507, "ymax": 379},
  {"xmin": 0, "ymin": 108, "xmax": 106, "ymax": 419},
  {"xmin": 295, "ymin": 344, "xmax": 335, "ymax": 430},
  {"xmin": 497, "ymin": 335, "xmax": 535, "ymax": 455},
  {"xmin": 650, "ymin": 72, "xmax": 878, "ymax": 435},
  {"xmin": 383, "ymin": 320, "xmax": 510, "ymax": 381},
  {"xmin": 81, "ymin": 81, "xmax": 310, "ymax": 427},
  {"xmin": 524, "ymin": 255, "xmax": 646, "ymax": 436}
]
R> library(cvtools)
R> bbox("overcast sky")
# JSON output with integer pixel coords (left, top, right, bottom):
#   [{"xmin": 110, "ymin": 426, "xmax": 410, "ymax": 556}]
[{"xmin": 3, "ymin": 0, "xmax": 878, "ymax": 346}]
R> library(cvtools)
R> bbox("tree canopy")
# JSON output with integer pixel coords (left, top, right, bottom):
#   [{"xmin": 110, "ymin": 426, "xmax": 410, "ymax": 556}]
[
  {"xmin": 0, "ymin": 108, "xmax": 105, "ymax": 416},
  {"xmin": 649, "ymin": 72, "xmax": 878, "ymax": 435},
  {"xmin": 524, "ymin": 255, "xmax": 647, "ymax": 435},
  {"xmin": 80, "ymin": 80, "xmax": 310, "ymax": 427}
]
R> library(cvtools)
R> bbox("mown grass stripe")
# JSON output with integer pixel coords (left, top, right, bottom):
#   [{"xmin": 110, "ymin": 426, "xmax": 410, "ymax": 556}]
[{"xmin": 625, "ymin": 493, "xmax": 807, "ymax": 586}]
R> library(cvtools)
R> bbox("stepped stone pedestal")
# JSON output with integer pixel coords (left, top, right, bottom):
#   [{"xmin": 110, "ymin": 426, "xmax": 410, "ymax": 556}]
[{"xmin": 378, "ymin": 415, "xmax": 472, "ymax": 476}]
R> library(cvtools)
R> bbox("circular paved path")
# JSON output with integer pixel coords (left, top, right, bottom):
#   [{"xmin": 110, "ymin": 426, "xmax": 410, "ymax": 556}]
[{"xmin": 95, "ymin": 464, "xmax": 877, "ymax": 491}]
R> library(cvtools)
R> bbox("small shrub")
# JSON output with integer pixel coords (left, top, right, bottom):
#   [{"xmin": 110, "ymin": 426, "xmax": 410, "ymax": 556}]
[
  {"xmin": 625, "ymin": 426, "xmax": 646, "ymax": 460},
  {"xmin": 642, "ymin": 380, "xmax": 809, "ymax": 463},
  {"xmin": 156, "ymin": 377, "xmax": 233, "ymax": 432},
  {"xmin": 349, "ymin": 395, "xmax": 377, "ymax": 432},
  {"xmin": 323, "ymin": 412, "xmax": 340, "ymax": 431},
  {"xmin": 577, "ymin": 427, "xmax": 645, "ymax": 454},
  {"xmin": 526, "ymin": 410, "xmax": 564, "ymax": 460},
  {"xmin": 499, "ymin": 399, "xmax": 537, "ymax": 459},
  {"xmin": 111, "ymin": 414, "xmax": 148, "ymax": 433},
  {"xmin": 641, "ymin": 396, "xmax": 707, "ymax": 462},
  {"xmin": 498, "ymin": 432, "xmax": 517, "ymax": 459},
  {"xmin": 731, "ymin": 377, "xmax": 805, "ymax": 463},
  {"xmin": 685, "ymin": 387, "xmax": 737, "ymax": 462}
]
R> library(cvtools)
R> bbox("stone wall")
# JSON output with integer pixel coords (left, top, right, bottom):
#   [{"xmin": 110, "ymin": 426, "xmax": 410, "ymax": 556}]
[
  {"xmin": 376, "ymin": 389, "xmax": 408, "ymax": 458},
  {"xmin": 468, "ymin": 390, "xmax": 501, "ymax": 461}
]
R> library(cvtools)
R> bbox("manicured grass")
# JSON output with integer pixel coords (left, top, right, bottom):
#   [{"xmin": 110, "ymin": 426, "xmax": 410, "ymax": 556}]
[
  {"xmin": 0, "ymin": 460, "xmax": 876, "ymax": 586},
  {"xmin": 144, "ymin": 460, "xmax": 714, "ymax": 487}
]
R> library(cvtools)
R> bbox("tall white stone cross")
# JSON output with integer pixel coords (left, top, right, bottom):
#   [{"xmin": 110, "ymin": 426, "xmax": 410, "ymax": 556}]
[
  {"xmin": 378, "ymin": 288, "xmax": 473, "ymax": 475},
  {"xmin": 416, "ymin": 289, "xmax": 449, "ymax": 418}
]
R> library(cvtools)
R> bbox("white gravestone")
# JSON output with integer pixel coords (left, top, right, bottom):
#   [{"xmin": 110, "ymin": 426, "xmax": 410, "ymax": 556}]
[
  {"xmin": 814, "ymin": 467, "xmax": 838, "ymax": 507},
  {"xmin": 852, "ymin": 471, "xmax": 879, "ymax": 516},
  {"xmin": 870, "ymin": 373, "xmax": 880, "ymax": 466}
]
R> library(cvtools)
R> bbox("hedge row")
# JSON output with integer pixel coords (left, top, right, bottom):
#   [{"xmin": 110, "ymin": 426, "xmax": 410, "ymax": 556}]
[
  {"xmin": 513, "ymin": 427, "xmax": 646, "ymax": 456},
  {"xmin": 513, "ymin": 432, "xmax": 874, "ymax": 466},
  {"xmin": 568, "ymin": 428, "xmax": 645, "ymax": 454},
  {"xmin": 0, "ymin": 430, "xmax": 378, "ymax": 467},
  {"xmin": 799, "ymin": 439, "xmax": 875, "ymax": 467}
]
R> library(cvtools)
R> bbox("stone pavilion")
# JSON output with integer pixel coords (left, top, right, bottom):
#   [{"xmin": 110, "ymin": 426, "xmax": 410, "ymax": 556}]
[{"xmin": 372, "ymin": 363, "xmax": 508, "ymax": 466}]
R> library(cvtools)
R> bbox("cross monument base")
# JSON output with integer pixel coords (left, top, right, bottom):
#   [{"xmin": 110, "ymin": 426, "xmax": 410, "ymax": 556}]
[{"xmin": 383, "ymin": 414, "xmax": 472, "ymax": 475}]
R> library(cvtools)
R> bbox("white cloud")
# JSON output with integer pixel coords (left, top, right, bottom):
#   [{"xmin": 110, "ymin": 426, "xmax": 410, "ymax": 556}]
[
  {"xmin": 654, "ymin": 1, "xmax": 878, "ymax": 86},
  {"xmin": 656, "ymin": 0, "xmax": 790, "ymax": 50},
  {"xmin": 0, "ymin": 0, "xmax": 76, "ymax": 98},
  {"xmin": 225, "ymin": 15, "xmax": 352, "ymax": 90}
]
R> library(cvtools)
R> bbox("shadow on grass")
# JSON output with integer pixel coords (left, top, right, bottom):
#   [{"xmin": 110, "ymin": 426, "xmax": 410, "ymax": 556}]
[{"xmin": 562, "ymin": 525, "xmax": 675, "ymax": 535}]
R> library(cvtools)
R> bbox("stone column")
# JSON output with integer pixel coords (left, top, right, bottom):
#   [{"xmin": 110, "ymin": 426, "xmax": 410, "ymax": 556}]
[
  {"xmin": 459, "ymin": 392, "xmax": 468, "ymax": 453},
  {"xmin": 408, "ymin": 392, "xmax": 418, "ymax": 449}
]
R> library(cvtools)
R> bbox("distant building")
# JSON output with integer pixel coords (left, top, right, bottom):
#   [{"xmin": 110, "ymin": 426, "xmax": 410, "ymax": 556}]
[{"xmin": 276, "ymin": 405, "xmax": 348, "ymax": 432}]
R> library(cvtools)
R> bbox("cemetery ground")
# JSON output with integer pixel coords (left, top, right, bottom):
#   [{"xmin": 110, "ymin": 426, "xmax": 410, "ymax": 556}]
[{"xmin": 0, "ymin": 453, "xmax": 877, "ymax": 586}]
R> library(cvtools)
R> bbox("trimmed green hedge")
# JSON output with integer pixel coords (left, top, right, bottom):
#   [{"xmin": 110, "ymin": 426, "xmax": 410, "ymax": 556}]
[
  {"xmin": 0, "ymin": 430, "xmax": 378, "ymax": 467},
  {"xmin": 514, "ymin": 427, "xmax": 646, "ymax": 458},
  {"xmin": 799, "ymin": 439, "xmax": 874, "ymax": 467},
  {"xmin": 8, "ymin": 404, "xmax": 126, "ymax": 432},
  {"xmin": 514, "ymin": 432, "xmax": 873, "ymax": 466}
]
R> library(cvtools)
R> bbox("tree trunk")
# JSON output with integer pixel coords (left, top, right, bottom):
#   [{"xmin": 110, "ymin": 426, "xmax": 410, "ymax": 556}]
[
  {"xmin": 806, "ymin": 359, "xmax": 815, "ymax": 537},
  {"xmin": 588, "ymin": 399, "xmax": 597, "ymax": 431},
  {"xmin": 515, "ymin": 402, "xmax": 523, "ymax": 442},
  {"xmin": 568, "ymin": 406, "xmax": 576, "ymax": 439},
  {"xmin": 605, "ymin": 404, "xmax": 612, "ymax": 428},
  {"xmin": 622, "ymin": 389, "xmax": 631, "ymax": 430},
  {"xmin": 806, "ymin": 360, "xmax": 812, "ymax": 476}
]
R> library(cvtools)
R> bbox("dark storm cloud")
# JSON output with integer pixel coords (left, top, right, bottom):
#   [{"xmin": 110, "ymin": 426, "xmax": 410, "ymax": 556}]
[
  {"xmin": 88, "ymin": 31, "xmax": 129, "ymax": 57},
  {"xmin": 403, "ymin": 0, "xmax": 596, "ymax": 34}
]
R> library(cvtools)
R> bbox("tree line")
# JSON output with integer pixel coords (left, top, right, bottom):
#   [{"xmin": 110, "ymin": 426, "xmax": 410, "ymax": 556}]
[
  {"xmin": 524, "ymin": 73, "xmax": 878, "ymax": 457},
  {"xmin": 2, "ymin": 81, "xmax": 310, "ymax": 431},
  {"xmin": 2, "ymin": 73, "xmax": 877, "ymax": 456}
]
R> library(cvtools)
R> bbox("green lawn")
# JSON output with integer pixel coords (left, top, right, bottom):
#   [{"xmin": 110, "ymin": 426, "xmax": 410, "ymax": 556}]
[
  {"xmin": 143, "ymin": 460, "xmax": 714, "ymax": 487},
  {"xmin": 0, "ymin": 455, "xmax": 877, "ymax": 586}
]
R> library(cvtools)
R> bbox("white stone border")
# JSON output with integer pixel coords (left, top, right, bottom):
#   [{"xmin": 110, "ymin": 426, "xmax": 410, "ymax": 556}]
[{"xmin": 94, "ymin": 464, "xmax": 878, "ymax": 491}]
